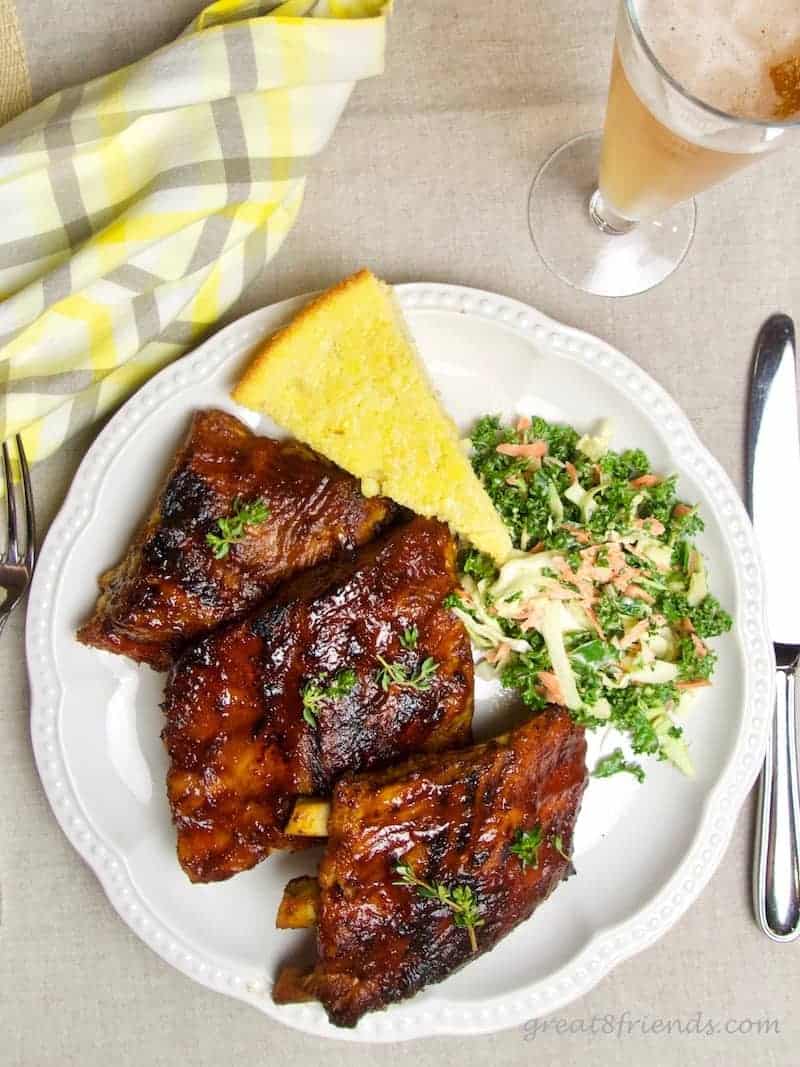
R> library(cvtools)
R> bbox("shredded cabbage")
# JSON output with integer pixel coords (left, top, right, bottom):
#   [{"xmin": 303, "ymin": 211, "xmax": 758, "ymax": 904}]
[
  {"xmin": 538, "ymin": 600, "xmax": 582, "ymax": 710},
  {"xmin": 576, "ymin": 418, "xmax": 614, "ymax": 461}
]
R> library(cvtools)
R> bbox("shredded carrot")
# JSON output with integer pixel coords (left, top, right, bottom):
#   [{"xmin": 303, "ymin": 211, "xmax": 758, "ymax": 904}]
[
  {"xmin": 563, "ymin": 524, "xmax": 592, "ymax": 545},
  {"xmin": 624, "ymin": 584, "xmax": 655, "ymax": 604},
  {"xmin": 633, "ymin": 517, "xmax": 666, "ymax": 536},
  {"xmin": 515, "ymin": 415, "xmax": 532, "ymax": 432},
  {"xmin": 520, "ymin": 602, "xmax": 546, "ymax": 631},
  {"xmin": 619, "ymin": 618, "xmax": 650, "ymax": 650},
  {"xmin": 537, "ymin": 671, "xmax": 566, "ymax": 705},
  {"xmin": 690, "ymin": 632, "xmax": 708, "ymax": 658},
  {"xmin": 552, "ymin": 556, "xmax": 594, "ymax": 603},
  {"xmin": 486, "ymin": 642, "xmax": 513, "ymax": 667},
  {"xmin": 577, "ymin": 548, "xmax": 613, "ymax": 583},
  {"xmin": 676, "ymin": 679, "xmax": 712, "ymax": 690},
  {"xmin": 546, "ymin": 586, "xmax": 582, "ymax": 601},
  {"xmin": 606, "ymin": 542, "xmax": 627, "ymax": 573},
  {"xmin": 630, "ymin": 474, "xmax": 662, "ymax": 489},
  {"xmin": 565, "ymin": 461, "xmax": 578, "ymax": 485},
  {"xmin": 585, "ymin": 566, "xmax": 613, "ymax": 584},
  {"xmin": 496, "ymin": 440, "xmax": 548, "ymax": 460}
]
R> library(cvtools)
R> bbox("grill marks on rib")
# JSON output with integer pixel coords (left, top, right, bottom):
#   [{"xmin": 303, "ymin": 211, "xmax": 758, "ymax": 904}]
[
  {"xmin": 274, "ymin": 709, "xmax": 587, "ymax": 1028},
  {"xmin": 161, "ymin": 517, "xmax": 474, "ymax": 883},
  {"xmin": 77, "ymin": 409, "xmax": 395, "ymax": 669}
]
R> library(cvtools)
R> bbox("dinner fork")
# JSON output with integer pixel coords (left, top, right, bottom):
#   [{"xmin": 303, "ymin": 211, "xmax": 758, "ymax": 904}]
[{"xmin": 0, "ymin": 436, "xmax": 36, "ymax": 639}]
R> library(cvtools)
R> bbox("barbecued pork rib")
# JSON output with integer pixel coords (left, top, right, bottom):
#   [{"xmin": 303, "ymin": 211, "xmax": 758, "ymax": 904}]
[
  {"xmin": 273, "ymin": 708, "xmax": 587, "ymax": 1028},
  {"xmin": 77, "ymin": 409, "xmax": 394, "ymax": 669},
  {"xmin": 162, "ymin": 516, "xmax": 474, "ymax": 883}
]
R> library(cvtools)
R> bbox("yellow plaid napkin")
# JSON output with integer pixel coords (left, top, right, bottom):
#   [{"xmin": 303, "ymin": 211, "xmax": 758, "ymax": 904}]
[{"xmin": 0, "ymin": 0, "xmax": 389, "ymax": 469}]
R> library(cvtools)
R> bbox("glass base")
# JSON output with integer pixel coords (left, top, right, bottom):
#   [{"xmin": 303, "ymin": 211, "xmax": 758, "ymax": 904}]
[{"xmin": 528, "ymin": 132, "xmax": 696, "ymax": 298}]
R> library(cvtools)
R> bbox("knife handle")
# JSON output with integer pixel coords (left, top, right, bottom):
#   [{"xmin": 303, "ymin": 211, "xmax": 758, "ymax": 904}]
[{"xmin": 753, "ymin": 649, "xmax": 800, "ymax": 941}]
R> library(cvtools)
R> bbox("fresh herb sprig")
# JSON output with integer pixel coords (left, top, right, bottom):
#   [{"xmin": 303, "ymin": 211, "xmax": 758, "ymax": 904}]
[
  {"xmin": 394, "ymin": 862, "xmax": 483, "ymax": 952},
  {"xmin": 592, "ymin": 748, "xmax": 646, "ymax": 783},
  {"xmin": 400, "ymin": 625, "xmax": 419, "ymax": 650},
  {"xmin": 301, "ymin": 668, "xmax": 357, "ymax": 727},
  {"xmin": 206, "ymin": 497, "xmax": 270, "ymax": 559},
  {"xmin": 510, "ymin": 825, "xmax": 572, "ymax": 869},
  {"xmin": 377, "ymin": 655, "xmax": 438, "ymax": 692},
  {"xmin": 510, "ymin": 825, "xmax": 543, "ymax": 868}
]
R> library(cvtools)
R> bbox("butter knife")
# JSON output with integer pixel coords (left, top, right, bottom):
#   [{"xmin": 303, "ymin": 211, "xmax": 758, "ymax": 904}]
[{"xmin": 747, "ymin": 313, "xmax": 800, "ymax": 942}]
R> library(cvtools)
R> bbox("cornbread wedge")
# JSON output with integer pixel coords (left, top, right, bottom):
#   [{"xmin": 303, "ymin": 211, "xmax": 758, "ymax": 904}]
[{"xmin": 232, "ymin": 269, "xmax": 512, "ymax": 564}]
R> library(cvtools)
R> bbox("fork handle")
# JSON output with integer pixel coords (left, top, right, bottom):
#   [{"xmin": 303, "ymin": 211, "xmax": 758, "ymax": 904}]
[{"xmin": 753, "ymin": 651, "xmax": 800, "ymax": 941}]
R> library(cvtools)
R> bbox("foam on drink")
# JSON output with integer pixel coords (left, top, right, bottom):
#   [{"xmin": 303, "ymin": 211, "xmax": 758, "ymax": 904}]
[
  {"xmin": 597, "ymin": 0, "xmax": 800, "ymax": 222},
  {"xmin": 635, "ymin": 0, "xmax": 800, "ymax": 121}
]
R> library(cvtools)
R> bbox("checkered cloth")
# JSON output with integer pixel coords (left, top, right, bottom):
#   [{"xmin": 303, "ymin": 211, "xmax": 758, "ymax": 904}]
[{"xmin": 0, "ymin": 0, "xmax": 388, "ymax": 469}]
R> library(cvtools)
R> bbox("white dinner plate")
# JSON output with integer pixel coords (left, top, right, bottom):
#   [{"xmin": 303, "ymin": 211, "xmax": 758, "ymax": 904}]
[{"xmin": 27, "ymin": 283, "xmax": 774, "ymax": 1042}]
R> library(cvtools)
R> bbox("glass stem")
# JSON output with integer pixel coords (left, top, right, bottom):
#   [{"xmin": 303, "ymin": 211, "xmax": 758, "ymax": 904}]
[{"xmin": 589, "ymin": 189, "xmax": 638, "ymax": 235}]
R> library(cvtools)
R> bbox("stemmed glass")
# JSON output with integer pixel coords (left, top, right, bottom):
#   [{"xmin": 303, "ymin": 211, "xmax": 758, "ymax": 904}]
[{"xmin": 528, "ymin": 0, "xmax": 800, "ymax": 297}]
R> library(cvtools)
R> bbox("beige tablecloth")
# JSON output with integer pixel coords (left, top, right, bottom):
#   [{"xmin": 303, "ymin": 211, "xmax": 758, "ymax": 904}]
[{"xmin": 2, "ymin": 3, "xmax": 799, "ymax": 1065}]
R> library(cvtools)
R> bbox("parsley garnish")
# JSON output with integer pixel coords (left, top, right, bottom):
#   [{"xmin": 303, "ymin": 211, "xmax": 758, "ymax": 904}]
[
  {"xmin": 593, "ymin": 748, "xmax": 646, "ymax": 783},
  {"xmin": 510, "ymin": 825, "xmax": 544, "ymax": 868},
  {"xmin": 393, "ymin": 862, "xmax": 483, "ymax": 952},
  {"xmin": 300, "ymin": 669, "xmax": 357, "ymax": 727},
  {"xmin": 377, "ymin": 655, "xmax": 438, "ymax": 692},
  {"xmin": 206, "ymin": 497, "xmax": 269, "ymax": 559},
  {"xmin": 400, "ymin": 625, "xmax": 419, "ymax": 650},
  {"xmin": 511, "ymin": 825, "xmax": 573, "ymax": 868}
]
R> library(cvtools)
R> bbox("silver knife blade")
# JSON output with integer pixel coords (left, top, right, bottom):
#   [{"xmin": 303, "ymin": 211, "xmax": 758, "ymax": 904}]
[{"xmin": 747, "ymin": 314, "xmax": 800, "ymax": 645}]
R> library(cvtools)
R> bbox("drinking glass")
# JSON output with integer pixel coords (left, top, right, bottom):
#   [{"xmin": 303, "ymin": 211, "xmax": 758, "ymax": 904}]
[{"xmin": 528, "ymin": 0, "xmax": 800, "ymax": 297}]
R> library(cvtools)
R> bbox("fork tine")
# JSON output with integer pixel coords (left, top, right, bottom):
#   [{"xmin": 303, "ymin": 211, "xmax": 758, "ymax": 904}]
[
  {"xmin": 2, "ymin": 440, "xmax": 19, "ymax": 563},
  {"xmin": 17, "ymin": 435, "xmax": 35, "ymax": 570}
]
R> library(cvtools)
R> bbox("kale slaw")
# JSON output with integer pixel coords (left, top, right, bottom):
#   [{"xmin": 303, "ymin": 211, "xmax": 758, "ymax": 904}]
[{"xmin": 446, "ymin": 414, "xmax": 733, "ymax": 780}]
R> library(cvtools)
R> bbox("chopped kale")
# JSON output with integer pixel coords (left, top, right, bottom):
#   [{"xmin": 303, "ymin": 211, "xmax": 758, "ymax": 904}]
[{"xmin": 593, "ymin": 748, "xmax": 646, "ymax": 783}]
